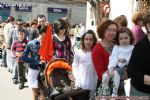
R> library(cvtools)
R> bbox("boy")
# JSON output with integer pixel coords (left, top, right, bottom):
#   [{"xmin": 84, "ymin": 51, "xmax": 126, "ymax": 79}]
[{"xmin": 11, "ymin": 30, "xmax": 28, "ymax": 89}]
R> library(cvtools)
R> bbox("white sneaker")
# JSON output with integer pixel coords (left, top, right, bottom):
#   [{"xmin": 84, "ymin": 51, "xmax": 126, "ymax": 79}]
[
  {"xmin": 111, "ymin": 93, "xmax": 117, "ymax": 100},
  {"xmin": 112, "ymin": 93, "xmax": 117, "ymax": 96}
]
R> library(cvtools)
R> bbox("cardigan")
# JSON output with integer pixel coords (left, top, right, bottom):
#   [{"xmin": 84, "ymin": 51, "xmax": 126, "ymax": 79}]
[
  {"xmin": 127, "ymin": 36, "xmax": 150, "ymax": 93},
  {"xmin": 92, "ymin": 43, "xmax": 110, "ymax": 80}
]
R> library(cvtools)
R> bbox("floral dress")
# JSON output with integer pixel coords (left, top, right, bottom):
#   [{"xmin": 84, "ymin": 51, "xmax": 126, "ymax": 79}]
[{"xmin": 53, "ymin": 35, "xmax": 73, "ymax": 63}]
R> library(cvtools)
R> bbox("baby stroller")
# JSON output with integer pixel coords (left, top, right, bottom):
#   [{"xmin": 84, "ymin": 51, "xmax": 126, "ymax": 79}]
[{"xmin": 44, "ymin": 58, "xmax": 90, "ymax": 100}]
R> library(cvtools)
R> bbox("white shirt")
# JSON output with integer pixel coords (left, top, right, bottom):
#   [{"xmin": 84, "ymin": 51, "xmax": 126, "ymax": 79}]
[
  {"xmin": 3, "ymin": 22, "xmax": 14, "ymax": 44},
  {"xmin": 108, "ymin": 45, "xmax": 134, "ymax": 70},
  {"xmin": 72, "ymin": 49, "xmax": 98, "ymax": 90}
]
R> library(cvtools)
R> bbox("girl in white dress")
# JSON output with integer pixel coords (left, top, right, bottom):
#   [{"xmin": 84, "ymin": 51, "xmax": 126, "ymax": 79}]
[
  {"xmin": 72, "ymin": 30, "xmax": 98, "ymax": 100},
  {"xmin": 101, "ymin": 27, "xmax": 134, "ymax": 96}
]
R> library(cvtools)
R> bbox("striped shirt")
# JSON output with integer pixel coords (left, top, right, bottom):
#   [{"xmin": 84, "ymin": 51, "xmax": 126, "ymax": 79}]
[{"xmin": 12, "ymin": 39, "xmax": 28, "ymax": 61}]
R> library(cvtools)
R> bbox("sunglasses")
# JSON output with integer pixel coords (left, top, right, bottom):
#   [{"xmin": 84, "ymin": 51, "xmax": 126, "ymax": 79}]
[
  {"xmin": 60, "ymin": 26, "xmax": 67, "ymax": 30},
  {"xmin": 17, "ymin": 23, "xmax": 23, "ymax": 25},
  {"xmin": 32, "ymin": 23, "xmax": 37, "ymax": 25}
]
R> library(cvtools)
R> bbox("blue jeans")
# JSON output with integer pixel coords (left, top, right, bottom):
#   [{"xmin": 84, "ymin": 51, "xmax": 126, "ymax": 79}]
[
  {"xmin": 18, "ymin": 61, "xmax": 26, "ymax": 83},
  {"xmin": 2, "ymin": 48, "xmax": 7, "ymax": 67},
  {"xmin": 12, "ymin": 57, "xmax": 17, "ymax": 80}
]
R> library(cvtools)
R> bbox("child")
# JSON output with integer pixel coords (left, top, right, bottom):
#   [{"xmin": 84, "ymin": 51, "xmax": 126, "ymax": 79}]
[
  {"xmin": 21, "ymin": 25, "xmax": 47, "ymax": 100},
  {"xmin": 11, "ymin": 30, "xmax": 28, "ymax": 89},
  {"xmin": 72, "ymin": 30, "xmax": 98, "ymax": 100},
  {"xmin": 101, "ymin": 27, "xmax": 134, "ymax": 96}
]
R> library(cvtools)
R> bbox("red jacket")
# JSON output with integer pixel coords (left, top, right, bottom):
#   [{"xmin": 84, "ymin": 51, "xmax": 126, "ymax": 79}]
[{"xmin": 92, "ymin": 43, "xmax": 109, "ymax": 80}]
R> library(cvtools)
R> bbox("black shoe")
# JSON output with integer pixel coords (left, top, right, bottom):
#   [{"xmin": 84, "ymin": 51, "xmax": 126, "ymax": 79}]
[
  {"xmin": 23, "ymin": 78, "xmax": 27, "ymax": 82},
  {"xmin": 8, "ymin": 69, "xmax": 11, "ymax": 72},
  {"xmin": 19, "ymin": 83, "xmax": 24, "ymax": 89},
  {"xmin": 13, "ymin": 80, "xmax": 18, "ymax": 84},
  {"xmin": 10, "ymin": 70, "xmax": 13, "ymax": 73}
]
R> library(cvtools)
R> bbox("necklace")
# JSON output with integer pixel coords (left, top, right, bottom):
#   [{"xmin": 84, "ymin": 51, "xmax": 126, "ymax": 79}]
[{"xmin": 104, "ymin": 47, "xmax": 112, "ymax": 55}]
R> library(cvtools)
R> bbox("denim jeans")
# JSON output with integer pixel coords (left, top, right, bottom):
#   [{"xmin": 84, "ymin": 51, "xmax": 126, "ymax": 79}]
[
  {"xmin": 12, "ymin": 57, "xmax": 17, "ymax": 80},
  {"xmin": 2, "ymin": 48, "xmax": 7, "ymax": 67},
  {"xmin": 17, "ymin": 61, "xmax": 26, "ymax": 83},
  {"xmin": 6, "ymin": 49, "xmax": 12, "ymax": 70}
]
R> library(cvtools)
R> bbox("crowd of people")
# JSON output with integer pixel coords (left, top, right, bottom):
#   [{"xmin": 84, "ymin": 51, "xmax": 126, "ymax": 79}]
[{"xmin": 0, "ymin": 10, "xmax": 150, "ymax": 100}]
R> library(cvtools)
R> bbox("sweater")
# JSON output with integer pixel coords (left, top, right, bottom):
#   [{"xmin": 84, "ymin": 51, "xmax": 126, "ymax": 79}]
[
  {"xmin": 127, "ymin": 36, "xmax": 150, "ymax": 93},
  {"xmin": 108, "ymin": 45, "xmax": 134, "ymax": 70},
  {"xmin": 92, "ymin": 43, "xmax": 110, "ymax": 80}
]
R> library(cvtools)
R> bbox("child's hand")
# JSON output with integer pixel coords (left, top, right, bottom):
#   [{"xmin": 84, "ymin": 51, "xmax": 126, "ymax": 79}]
[
  {"xmin": 118, "ymin": 58, "xmax": 127, "ymax": 63},
  {"xmin": 15, "ymin": 52, "xmax": 22, "ymax": 58}
]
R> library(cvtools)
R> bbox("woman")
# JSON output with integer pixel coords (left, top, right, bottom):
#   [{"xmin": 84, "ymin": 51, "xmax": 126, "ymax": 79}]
[
  {"xmin": 53, "ymin": 19, "xmax": 73, "ymax": 63},
  {"xmin": 113, "ymin": 15, "xmax": 128, "ymax": 30},
  {"xmin": 92, "ymin": 20, "xmax": 118, "ymax": 92},
  {"xmin": 131, "ymin": 12, "xmax": 145, "ymax": 44},
  {"xmin": 29, "ymin": 19, "xmax": 39, "ymax": 40},
  {"xmin": 127, "ymin": 11, "xmax": 150, "ymax": 96}
]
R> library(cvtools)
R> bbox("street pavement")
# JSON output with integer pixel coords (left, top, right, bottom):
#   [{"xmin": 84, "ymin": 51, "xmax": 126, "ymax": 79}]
[{"xmin": 0, "ymin": 66, "xmax": 32, "ymax": 100}]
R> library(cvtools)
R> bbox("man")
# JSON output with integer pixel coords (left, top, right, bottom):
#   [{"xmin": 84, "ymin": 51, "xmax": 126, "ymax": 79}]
[
  {"xmin": 9, "ymin": 19, "xmax": 29, "ymax": 84},
  {"xmin": 3, "ymin": 16, "xmax": 15, "ymax": 72},
  {"xmin": 37, "ymin": 14, "xmax": 46, "ymax": 26}
]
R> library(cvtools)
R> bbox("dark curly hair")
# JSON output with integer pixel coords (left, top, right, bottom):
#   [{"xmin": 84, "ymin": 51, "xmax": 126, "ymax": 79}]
[
  {"xmin": 115, "ymin": 27, "xmax": 134, "ymax": 45},
  {"xmin": 81, "ymin": 30, "xmax": 97, "ymax": 51},
  {"xmin": 97, "ymin": 20, "xmax": 118, "ymax": 39}
]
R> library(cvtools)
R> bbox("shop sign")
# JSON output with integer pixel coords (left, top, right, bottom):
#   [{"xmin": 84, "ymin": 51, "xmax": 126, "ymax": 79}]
[
  {"xmin": 15, "ymin": 6, "xmax": 32, "ymax": 12},
  {"xmin": 0, "ymin": 3, "xmax": 10, "ymax": 10},
  {"xmin": 48, "ymin": 7, "xmax": 67, "ymax": 14}
]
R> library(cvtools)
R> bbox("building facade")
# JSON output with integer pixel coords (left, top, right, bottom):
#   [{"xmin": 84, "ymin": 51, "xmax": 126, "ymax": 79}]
[{"xmin": 0, "ymin": 0, "xmax": 87, "ymax": 25}]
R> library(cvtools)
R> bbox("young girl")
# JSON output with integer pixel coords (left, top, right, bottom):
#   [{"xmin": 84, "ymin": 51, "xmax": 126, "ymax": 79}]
[
  {"xmin": 53, "ymin": 19, "xmax": 73, "ymax": 63},
  {"xmin": 102, "ymin": 27, "xmax": 134, "ymax": 96},
  {"xmin": 72, "ymin": 30, "xmax": 98, "ymax": 100}
]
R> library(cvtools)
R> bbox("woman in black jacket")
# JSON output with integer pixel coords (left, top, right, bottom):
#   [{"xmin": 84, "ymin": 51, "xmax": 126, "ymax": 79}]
[{"xmin": 127, "ymin": 11, "xmax": 150, "ymax": 96}]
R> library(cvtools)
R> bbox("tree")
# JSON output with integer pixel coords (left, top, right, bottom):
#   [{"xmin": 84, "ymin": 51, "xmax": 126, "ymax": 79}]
[{"xmin": 87, "ymin": 0, "xmax": 110, "ymax": 26}]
